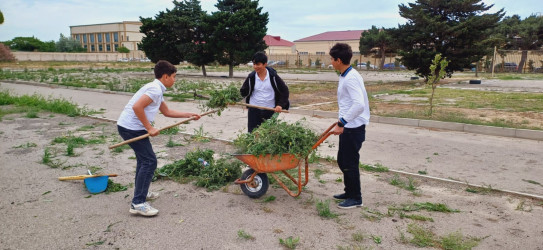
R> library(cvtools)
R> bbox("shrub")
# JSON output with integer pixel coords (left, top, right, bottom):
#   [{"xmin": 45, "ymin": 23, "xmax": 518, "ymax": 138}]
[{"xmin": 0, "ymin": 43, "xmax": 16, "ymax": 62}]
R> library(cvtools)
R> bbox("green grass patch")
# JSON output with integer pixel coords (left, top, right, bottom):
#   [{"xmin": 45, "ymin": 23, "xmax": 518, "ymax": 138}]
[
  {"xmin": 360, "ymin": 163, "xmax": 389, "ymax": 172},
  {"xmin": 237, "ymin": 229, "xmax": 255, "ymax": 240},
  {"xmin": 0, "ymin": 91, "xmax": 88, "ymax": 117},
  {"xmin": 104, "ymin": 179, "xmax": 128, "ymax": 193},
  {"xmin": 279, "ymin": 236, "xmax": 300, "ymax": 249}
]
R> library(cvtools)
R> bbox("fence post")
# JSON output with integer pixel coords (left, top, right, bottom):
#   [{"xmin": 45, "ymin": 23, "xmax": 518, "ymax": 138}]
[{"xmin": 491, "ymin": 46, "xmax": 496, "ymax": 77}]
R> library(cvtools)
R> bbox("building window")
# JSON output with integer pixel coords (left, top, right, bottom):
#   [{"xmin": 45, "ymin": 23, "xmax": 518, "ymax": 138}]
[
  {"xmin": 91, "ymin": 45, "xmax": 95, "ymax": 52},
  {"xmin": 99, "ymin": 45, "xmax": 103, "ymax": 52},
  {"xmin": 299, "ymin": 52, "xmax": 308, "ymax": 55},
  {"xmin": 126, "ymin": 36, "xmax": 129, "ymax": 41},
  {"xmin": 97, "ymin": 33, "xmax": 102, "ymax": 43},
  {"xmin": 107, "ymin": 44, "xmax": 111, "ymax": 51},
  {"xmin": 114, "ymin": 33, "xmax": 119, "ymax": 42},
  {"xmin": 114, "ymin": 44, "xmax": 119, "ymax": 51},
  {"xmin": 90, "ymin": 34, "xmax": 95, "ymax": 43},
  {"xmin": 83, "ymin": 34, "xmax": 87, "ymax": 43},
  {"xmin": 105, "ymin": 33, "xmax": 110, "ymax": 43},
  {"xmin": 353, "ymin": 52, "xmax": 360, "ymax": 55},
  {"xmin": 316, "ymin": 52, "xmax": 325, "ymax": 55},
  {"xmin": 75, "ymin": 34, "xmax": 80, "ymax": 41}
]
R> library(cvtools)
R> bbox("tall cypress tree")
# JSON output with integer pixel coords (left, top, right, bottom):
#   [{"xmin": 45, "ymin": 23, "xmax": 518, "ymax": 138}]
[
  {"xmin": 208, "ymin": 0, "xmax": 268, "ymax": 77},
  {"xmin": 395, "ymin": 0, "xmax": 504, "ymax": 78}
]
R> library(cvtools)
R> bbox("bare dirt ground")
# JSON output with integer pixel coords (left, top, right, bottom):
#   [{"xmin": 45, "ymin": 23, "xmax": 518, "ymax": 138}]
[{"xmin": 1, "ymin": 112, "xmax": 543, "ymax": 249}]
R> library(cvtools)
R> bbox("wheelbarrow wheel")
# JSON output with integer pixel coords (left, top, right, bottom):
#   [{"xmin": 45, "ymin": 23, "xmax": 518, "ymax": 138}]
[{"xmin": 240, "ymin": 169, "xmax": 269, "ymax": 198}]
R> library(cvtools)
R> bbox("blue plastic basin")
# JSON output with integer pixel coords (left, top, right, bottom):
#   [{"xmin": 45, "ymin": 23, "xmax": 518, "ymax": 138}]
[{"xmin": 84, "ymin": 176, "xmax": 109, "ymax": 194}]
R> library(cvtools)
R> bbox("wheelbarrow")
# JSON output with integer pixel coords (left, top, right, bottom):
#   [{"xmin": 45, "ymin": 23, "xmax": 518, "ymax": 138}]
[{"xmin": 233, "ymin": 122, "xmax": 336, "ymax": 198}]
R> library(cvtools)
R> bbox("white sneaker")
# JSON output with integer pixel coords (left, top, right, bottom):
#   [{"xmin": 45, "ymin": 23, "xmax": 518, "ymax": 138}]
[
  {"xmin": 129, "ymin": 202, "xmax": 159, "ymax": 216},
  {"xmin": 146, "ymin": 191, "xmax": 160, "ymax": 200}
]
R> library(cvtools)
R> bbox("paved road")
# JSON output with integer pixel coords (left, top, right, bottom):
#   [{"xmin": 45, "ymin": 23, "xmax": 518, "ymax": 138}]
[{"xmin": 2, "ymin": 81, "xmax": 542, "ymax": 198}]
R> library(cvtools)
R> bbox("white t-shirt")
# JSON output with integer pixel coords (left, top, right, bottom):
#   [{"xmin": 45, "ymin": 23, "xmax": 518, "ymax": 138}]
[
  {"xmin": 249, "ymin": 69, "xmax": 275, "ymax": 108},
  {"xmin": 337, "ymin": 67, "xmax": 370, "ymax": 128},
  {"xmin": 117, "ymin": 79, "xmax": 166, "ymax": 130}
]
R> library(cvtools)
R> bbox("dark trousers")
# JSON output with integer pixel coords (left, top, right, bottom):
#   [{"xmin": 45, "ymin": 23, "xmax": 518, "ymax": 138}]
[
  {"xmin": 247, "ymin": 107, "xmax": 275, "ymax": 133},
  {"xmin": 117, "ymin": 125, "xmax": 157, "ymax": 204},
  {"xmin": 337, "ymin": 125, "xmax": 366, "ymax": 200}
]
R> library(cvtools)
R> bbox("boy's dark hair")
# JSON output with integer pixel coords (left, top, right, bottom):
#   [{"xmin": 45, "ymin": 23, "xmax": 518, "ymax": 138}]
[
  {"xmin": 252, "ymin": 52, "xmax": 268, "ymax": 64},
  {"xmin": 154, "ymin": 60, "xmax": 177, "ymax": 79},
  {"xmin": 329, "ymin": 43, "xmax": 353, "ymax": 65}
]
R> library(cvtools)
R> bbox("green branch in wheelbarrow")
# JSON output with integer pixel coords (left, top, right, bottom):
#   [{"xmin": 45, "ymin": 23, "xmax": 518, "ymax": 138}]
[
  {"xmin": 199, "ymin": 85, "xmax": 288, "ymax": 115},
  {"xmin": 108, "ymin": 109, "xmax": 218, "ymax": 150}
]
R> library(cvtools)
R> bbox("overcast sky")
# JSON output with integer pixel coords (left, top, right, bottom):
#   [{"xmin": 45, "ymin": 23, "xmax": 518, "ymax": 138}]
[{"xmin": 0, "ymin": 0, "xmax": 541, "ymax": 42}]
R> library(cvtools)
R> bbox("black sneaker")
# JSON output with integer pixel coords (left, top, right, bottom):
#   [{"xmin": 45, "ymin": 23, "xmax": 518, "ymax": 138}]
[
  {"xmin": 338, "ymin": 198, "xmax": 363, "ymax": 209},
  {"xmin": 333, "ymin": 193, "xmax": 347, "ymax": 199}
]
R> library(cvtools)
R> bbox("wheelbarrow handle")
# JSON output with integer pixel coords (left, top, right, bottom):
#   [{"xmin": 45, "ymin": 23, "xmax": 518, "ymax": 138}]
[
  {"xmin": 108, "ymin": 109, "xmax": 218, "ymax": 149},
  {"xmin": 311, "ymin": 122, "xmax": 337, "ymax": 150},
  {"xmin": 236, "ymin": 103, "xmax": 289, "ymax": 113},
  {"xmin": 58, "ymin": 174, "xmax": 118, "ymax": 181}
]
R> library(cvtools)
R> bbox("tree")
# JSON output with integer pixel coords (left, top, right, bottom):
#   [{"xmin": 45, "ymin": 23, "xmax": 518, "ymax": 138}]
[
  {"xmin": 139, "ymin": 10, "xmax": 184, "ymax": 64},
  {"xmin": 492, "ymin": 15, "xmax": 543, "ymax": 72},
  {"xmin": 169, "ymin": 0, "xmax": 215, "ymax": 76},
  {"xmin": 0, "ymin": 10, "xmax": 4, "ymax": 24},
  {"xmin": 359, "ymin": 26, "xmax": 395, "ymax": 69},
  {"xmin": 395, "ymin": 0, "xmax": 504, "ymax": 79},
  {"xmin": 208, "ymin": 0, "xmax": 268, "ymax": 77},
  {"xmin": 117, "ymin": 46, "xmax": 130, "ymax": 53},
  {"xmin": 4, "ymin": 37, "xmax": 55, "ymax": 52},
  {"xmin": 427, "ymin": 54, "xmax": 449, "ymax": 116},
  {"xmin": 55, "ymin": 34, "xmax": 86, "ymax": 52}
]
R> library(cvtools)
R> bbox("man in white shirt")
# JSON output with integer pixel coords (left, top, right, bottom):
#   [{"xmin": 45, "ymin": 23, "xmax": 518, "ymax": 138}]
[
  {"xmin": 117, "ymin": 60, "xmax": 200, "ymax": 216},
  {"xmin": 329, "ymin": 43, "xmax": 370, "ymax": 209},
  {"xmin": 240, "ymin": 52, "xmax": 289, "ymax": 132}
]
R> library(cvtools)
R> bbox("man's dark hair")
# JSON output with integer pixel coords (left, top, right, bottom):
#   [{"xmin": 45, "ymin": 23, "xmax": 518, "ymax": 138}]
[
  {"xmin": 252, "ymin": 51, "xmax": 268, "ymax": 64},
  {"xmin": 154, "ymin": 60, "xmax": 177, "ymax": 79},
  {"xmin": 329, "ymin": 43, "xmax": 353, "ymax": 65}
]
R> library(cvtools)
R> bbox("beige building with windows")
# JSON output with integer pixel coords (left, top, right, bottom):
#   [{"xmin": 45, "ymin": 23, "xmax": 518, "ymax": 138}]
[
  {"xmin": 70, "ymin": 21, "xmax": 145, "ymax": 58},
  {"xmin": 294, "ymin": 30, "xmax": 364, "ymax": 56}
]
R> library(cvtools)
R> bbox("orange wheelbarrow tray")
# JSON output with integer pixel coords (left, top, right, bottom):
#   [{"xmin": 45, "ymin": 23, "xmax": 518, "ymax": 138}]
[{"xmin": 233, "ymin": 122, "xmax": 335, "ymax": 198}]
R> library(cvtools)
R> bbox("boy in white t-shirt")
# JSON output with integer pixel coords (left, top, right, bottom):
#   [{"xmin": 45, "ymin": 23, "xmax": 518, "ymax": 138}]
[{"xmin": 117, "ymin": 60, "xmax": 200, "ymax": 216}]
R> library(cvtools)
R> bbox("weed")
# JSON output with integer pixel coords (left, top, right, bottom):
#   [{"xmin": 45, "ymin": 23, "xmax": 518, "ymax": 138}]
[
  {"xmin": 66, "ymin": 143, "xmax": 75, "ymax": 156},
  {"xmin": 336, "ymin": 177, "xmax": 342, "ymax": 182},
  {"xmin": 189, "ymin": 125, "xmax": 210, "ymax": 142},
  {"xmin": 389, "ymin": 174, "xmax": 419, "ymax": 193},
  {"xmin": 389, "ymin": 202, "xmax": 459, "ymax": 213},
  {"xmin": 42, "ymin": 191, "xmax": 51, "ymax": 195},
  {"xmin": 42, "ymin": 148, "xmax": 52, "ymax": 164},
  {"xmin": 25, "ymin": 110, "xmax": 39, "ymax": 118},
  {"xmin": 316, "ymin": 199, "xmax": 339, "ymax": 219},
  {"xmin": 440, "ymin": 231, "xmax": 482, "ymax": 250},
  {"xmin": 418, "ymin": 170, "xmax": 427, "ymax": 175},
  {"xmin": 104, "ymin": 221, "xmax": 122, "ymax": 232},
  {"xmin": 104, "ymin": 180, "xmax": 128, "ymax": 193},
  {"xmin": 85, "ymin": 241, "xmax": 105, "ymax": 246},
  {"xmin": 166, "ymin": 136, "xmax": 184, "ymax": 147},
  {"xmin": 516, "ymin": 200, "xmax": 533, "ymax": 212},
  {"xmin": 258, "ymin": 195, "xmax": 276, "ymax": 203},
  {"xmin": 237, "ymin": 229, "xmax": 255, "ymax": 240},
  {"xmin": 360, "ymin": 163, "xmax": 389, "ymax": 172},
  {"xmin": 407, "ymin": 223, "xmax": 436, "ymax": 247},
  {"xmin": 112, "ymin": 144, "xmax": 130, "ymax": 153},
  {"xmin": 313, "ymin": 168, "xmax": 325, "ymax": 179},
  {"xmin": 77, "ymin": 125, "xmax": 95, "ymax": 131},
  {"xmin": 352, "ymin": 231, "xmax": 365, "ymax": 242},
  {"xmin": 399, "ymin": 212, "xmax": 434, "ymax": 222},
  {"xmin": 279, "ymin": 236, "xmax": 300, "ymax": 249},
  {"xmin": 361, "ymin": 207, "xmax": 386, "ymax": 221},
  {"xmin": 522, "ymin": 179, "xmax": 543, "ymax": 187},
  {"xmin": 371, "ymin": 235, "xmax": 382, "ymax": 244},
  {"xmin": 161, "ymin": 126, "xmax": 180, "ymax": 135}
]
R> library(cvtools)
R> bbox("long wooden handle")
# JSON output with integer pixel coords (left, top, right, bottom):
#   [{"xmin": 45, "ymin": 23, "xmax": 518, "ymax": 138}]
[
  {"xmin": 108, "ymin": 109, "xmax": 218, "ymax": 150},
  {"xmin": 59, "ymin": 174, "xmax": 118, "ymax": 181},
  {"xmin": 236, "ymin": 103, "xmax": 289, "ymax": 113}
]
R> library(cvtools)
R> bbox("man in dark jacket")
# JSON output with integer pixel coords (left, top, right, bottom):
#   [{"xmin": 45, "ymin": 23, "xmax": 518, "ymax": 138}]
[{"xmin": 240, "ymin": 52, "xmax": 289, "ymax": 132}]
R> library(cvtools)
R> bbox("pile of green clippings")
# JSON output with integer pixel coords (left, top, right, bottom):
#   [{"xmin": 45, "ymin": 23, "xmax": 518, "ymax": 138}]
[
  {"xmin": 233, "ymin": 114, "xmax": 319, "ymax": 158},
  {"xmin": 202, "ymin": 85, "xmax": 242, "ymax": 115},
  {"xmin": 154, "ymin": 148, "xmax": 242, "ymax": 191}
]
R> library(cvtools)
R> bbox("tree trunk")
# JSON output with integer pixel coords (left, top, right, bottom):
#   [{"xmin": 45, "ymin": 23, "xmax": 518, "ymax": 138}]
[
  {"xmin": 229, "ymin": 64, "xmax": 234, "ymax": 78},
  {"xmin": 201, "ymin": 65, "xmax": 207, "ymax": 77},
  {"xmin": 518, "ymin": 50, "xmax": 528, "ymax": 73},
  {"xmin": 380, "ymin": 46, "xmax": 386, "ymax": 69}
]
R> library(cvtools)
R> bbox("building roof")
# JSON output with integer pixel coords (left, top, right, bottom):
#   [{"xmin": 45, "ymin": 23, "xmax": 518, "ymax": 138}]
[
  {"xmin": 294, "ymin": 30, "xmax": 365, "ymax": 42},
  {"xmin": 264, "ymin": 35, "xmax": 295, "ymax": 47}
]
